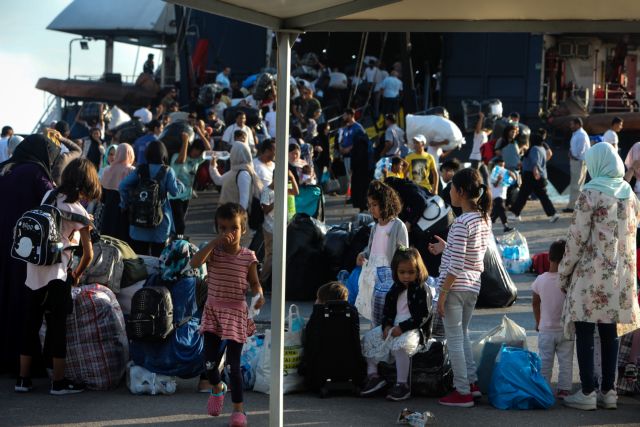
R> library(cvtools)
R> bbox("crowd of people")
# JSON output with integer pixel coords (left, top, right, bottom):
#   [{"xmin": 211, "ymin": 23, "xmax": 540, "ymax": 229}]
[{"xmin": 1, "ymin": 60, "xmax": 640, "ymax": 427}]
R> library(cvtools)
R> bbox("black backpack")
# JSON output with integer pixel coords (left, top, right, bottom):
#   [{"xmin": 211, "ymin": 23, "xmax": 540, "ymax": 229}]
[
  {"xmin": 11, "ymin": 190, "xmax": 91, "ymax": 266},
  {"xmin": 128, "ymin": 164, "xmax": 168, "ymax": 228},
  {"xmin": 127, "ymin": 285, "xmax": 175, "ymax": 341}
]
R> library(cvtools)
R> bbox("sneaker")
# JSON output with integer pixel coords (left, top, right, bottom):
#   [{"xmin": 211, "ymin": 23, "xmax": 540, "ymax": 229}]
[
  {"xmin": 597, "ymin": 389, "xmax": 618, "ymax": 409},
  {"xmin": 50, "ymin": 378, "xmax": 85, "ymax": 395},
  {"xmin": 624, "ymin": 363, "xmax": 637, "ymax": 380},
  {"xmin": 438, "ymin": 390, "xmax": 474, "ymax": 408},
  {"xmin": 229, "ymin": 411, "xmax": 248, "ymax": 427},
  {"xmin": 556, "ymin": 389, "xmax": 570, "ymax": 399},
  {"xmin": 562, "ymin": 208, "xmax": 574, "ymax": 213},
  {"xmin": 15, "ymin": 377, "xmax": 33, "ymax": 393},
  {"xmin": 360, "ymin": 376, "xmax": 387, "ymax": 396},
  {"xmin": 563, "ymin": 390, "xmax": 596, "ymax": 410},
  {"xmin": 549, "ymin": 214, "xmax": 560, "ymax": 223},
  {"xmin": 207, "ymin": 382, "xmax": 227, "ymax": 416},
  {"xmin": 470, "ymin": 383, "xmax": 482, "ymax": 399},
  {"xmin": 386, "ymin": 383, "xmax": 411, "ymax": 401},
  {"xmin": 507, "ymin": 212, "xmax": 521, "ymax": 222}
]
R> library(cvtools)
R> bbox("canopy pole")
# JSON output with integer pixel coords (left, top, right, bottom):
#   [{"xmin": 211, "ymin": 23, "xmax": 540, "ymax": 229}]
[{"xmin": 270, "ymin": 31, "xmax": 293, "ymax": 427}]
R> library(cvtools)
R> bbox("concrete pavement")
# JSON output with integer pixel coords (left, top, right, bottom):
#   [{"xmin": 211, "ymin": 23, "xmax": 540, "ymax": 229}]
[{"xmin": 1, "ymin": 189, "xmax": 639, "ymax": 427}]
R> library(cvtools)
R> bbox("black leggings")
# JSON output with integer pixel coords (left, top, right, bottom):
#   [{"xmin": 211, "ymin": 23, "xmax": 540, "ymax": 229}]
[
  {"xmin": 169, "ymin": 199, "xmax": 190, "ymax": 237},
  {"xmin": 575, "ymin": 322, "xmax": 619, "ymax": 394},
  {"xmin": 21, "ymin": 280, "xmax": 70, "ymax": 359},
  {"xmin": 131, "ymin": 240, "xmax": 166, "ymax": 257},
  {"xmin": 204, "ymin": 333, "xmax": 244, "ymax": 403},
  {"xmin": 491, "ymin": 197, "xmax": 507, "ymax": 225}
]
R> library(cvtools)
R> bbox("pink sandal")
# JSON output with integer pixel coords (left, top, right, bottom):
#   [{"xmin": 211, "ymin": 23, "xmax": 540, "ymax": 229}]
[
  {"xmin": 207, "ymin": 382, "xmax": 227, "ymax": 416},
  {"xmin": 229, "ymin": 411, "xmax": 247, "ymax": 427}
]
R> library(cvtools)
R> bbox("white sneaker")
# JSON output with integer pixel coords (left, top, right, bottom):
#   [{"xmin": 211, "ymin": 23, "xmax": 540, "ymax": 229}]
[
  {"xmin": 563, "ymin": 390, "xmax": 596, "ymax": 411},
  {"xmin": 597, "ymin": 389, "xmax": 617, "ymax": 409},
  {"xmin": 507, "ymin": 212, "xmax": 521, "ymax": 222},
  {"xmin": 549, "ymin": 214, "xmax": 560, "ymax": 223}
]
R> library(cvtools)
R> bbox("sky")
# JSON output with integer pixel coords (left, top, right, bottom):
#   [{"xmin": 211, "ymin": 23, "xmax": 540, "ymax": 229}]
[{"xmin": 0, "ymin": 0, "xmax": 161, "ymax": 133}]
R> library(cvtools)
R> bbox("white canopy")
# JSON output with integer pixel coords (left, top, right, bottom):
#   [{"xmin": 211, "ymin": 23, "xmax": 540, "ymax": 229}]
[
  {"xmin": 170, "ymin": 0, "xmax": 640, "ymax": 32},
  {"xmin": 165, "ymin": 1, "xmax": 640, "ymax": 426}
]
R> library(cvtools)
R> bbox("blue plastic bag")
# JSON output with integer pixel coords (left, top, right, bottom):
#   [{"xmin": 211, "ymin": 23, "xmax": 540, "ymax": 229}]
[
  {"xmin": 489, "ymin": 346, "xmax": 555, "ymax": 410},
  {"xmin": 346, "ymin": 266, "xmax": 362, "ymax": 305}
]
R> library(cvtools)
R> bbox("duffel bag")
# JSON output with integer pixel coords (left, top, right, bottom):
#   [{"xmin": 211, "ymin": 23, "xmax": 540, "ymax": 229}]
[{"xmin": 81, "ymin": 239, "xmax": 124, "ymax": 293}]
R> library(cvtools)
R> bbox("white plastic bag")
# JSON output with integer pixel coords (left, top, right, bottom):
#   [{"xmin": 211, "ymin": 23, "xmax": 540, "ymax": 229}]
[
  {"xmin": 108, "ymin": 106, "xmax": 131, "ymax": 130},
  {"xmin": 126, "ymin": 362, "xmax": 176, "ymax": 395},
  {"xmin": 253, "ymin": 305, "xmax": 305, "ymax": 394},
  {"xmin": 472, "ymin": 316, "xmax": 527, "ymax": 393},
  {"xmin": 406, "ymin": 114, "xmax": 465, "ymax": 151}
]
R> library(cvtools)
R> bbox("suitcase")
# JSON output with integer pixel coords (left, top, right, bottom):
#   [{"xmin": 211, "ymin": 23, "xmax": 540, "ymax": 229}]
[
  {"xmin": 42, "ymin": 284, "xmax": 129, "ymax": 390},
  {"xmin": 299, "ymin": 301, "xmax": 366, "ymax": 396}
]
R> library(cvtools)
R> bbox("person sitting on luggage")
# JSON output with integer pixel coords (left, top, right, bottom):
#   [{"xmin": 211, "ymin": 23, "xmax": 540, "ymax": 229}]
[
  {"xmin": 360, "ymin": 247, "xmax": 431, "ymax": 401},
  {"xmin": 355, "ymin": 180, "xmax": 408, "ymax": 324},
  {"xmin": 532, "ymin": 239, "xmax": 573, "ymax": 399},
  {"xmin": 190, "ymin": 203, "xmax": 265, "ymax": 426},
  {"xmin": 16, "ymin": 158, "xmax": 101, "ymax": 395},
  {"xmin": 383, "ymin": 156, "xmax": 408, "ymax": 180}
]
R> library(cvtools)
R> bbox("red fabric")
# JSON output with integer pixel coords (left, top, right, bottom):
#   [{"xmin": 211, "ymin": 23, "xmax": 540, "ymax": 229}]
[
  {"xmin": 480, "ymin": 139, "xmax": 496, "ymax": 164},
  {"xmin": 191, "ymin": 39, "xmax": 209, "ymax": 85},
  {"xmin": 531, "ymin": 252, "xmax": 550, "ymax": 275},
  {"xmin": 637, "ymin": 251, "xmax": 640, "ymax": 282}
]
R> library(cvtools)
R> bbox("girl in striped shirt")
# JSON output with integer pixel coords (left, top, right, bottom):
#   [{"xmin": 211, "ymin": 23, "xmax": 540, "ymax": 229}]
[
  {"xmin": 428, "ymin": 168, "xmax": 492, "ymax": 408},
  {"xmin": 190, "ymin": 203, "xmax": 265, "ymax": 427}
]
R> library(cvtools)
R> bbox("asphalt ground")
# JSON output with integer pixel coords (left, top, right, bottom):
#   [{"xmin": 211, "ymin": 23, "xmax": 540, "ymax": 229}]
[{"xmin": 2, "ymin": 189, "xmax": 639, "ymax": 427}]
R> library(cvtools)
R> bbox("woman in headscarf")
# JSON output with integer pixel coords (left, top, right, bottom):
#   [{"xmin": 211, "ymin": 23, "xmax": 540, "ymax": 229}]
[
  {"xmin": 99, "ymin": 143, "xmax": 118, "ymax": 179},
  {"xmin": 100, "ymin": 143, "xmax": 135, "ymax": 240},
  {"xmin": 560, "ymin": 142, "xmax": 640, "ymax": 411},
  {"xmin": 82, "ymin": 127, "xmax": 105, "ymax": 171},
  {"xmin": 209, "ymin": 141, "xmax": 263, "ymax": 211},
  {"xmin": 0, "ymin": 134, "xmax": 60, "ymax": 374}
]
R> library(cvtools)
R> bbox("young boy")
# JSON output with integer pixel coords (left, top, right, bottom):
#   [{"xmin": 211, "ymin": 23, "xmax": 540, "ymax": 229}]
[
  {"xmin": 532, "ymin": 239, "xmax": 573, "ymax": 398},
  {"xmin": 405, "ymin": 134, "xmax": 439, "ymax": 194},
  {"xmin": 490, "ymin": 157, "xmax": 515, "ymax": 232},
  {"xmin": 384, "ymin": 156, "xmax": 408, "ymax": 180}
]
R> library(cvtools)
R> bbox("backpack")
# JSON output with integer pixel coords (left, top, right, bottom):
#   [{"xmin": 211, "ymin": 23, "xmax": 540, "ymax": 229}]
[
  {"xmin": 81, "ymin": 238, "xmax": 124, "ymax": 292},
  {"xmin": 128, "ymin": 164, "xmax": 168, "ymax": 228},
  {"xmin": 100, "ymin": 235, "xmax": 148, "ymax": 288},
  {"xmin": 127, "ymin": 284, "xmax": 175, "ymax": 341},
  {"xmin": 11, "ymin": 190, "xmax": 91, "ymax": 266}
]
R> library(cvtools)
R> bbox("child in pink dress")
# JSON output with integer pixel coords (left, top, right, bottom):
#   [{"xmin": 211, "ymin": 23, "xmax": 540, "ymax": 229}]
[{"xmin": 190, "ymin": 203, "xmax": 265, "ymax": 427}]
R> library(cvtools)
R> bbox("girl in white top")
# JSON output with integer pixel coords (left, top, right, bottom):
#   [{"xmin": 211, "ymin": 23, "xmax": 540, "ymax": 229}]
[
  {"xmin": 355, "ymin": 181, "xmax": 408, "ymax": 323},
  {"xmin": 17, "ymin": 158, "xmax": 100, "ymax": 395}
]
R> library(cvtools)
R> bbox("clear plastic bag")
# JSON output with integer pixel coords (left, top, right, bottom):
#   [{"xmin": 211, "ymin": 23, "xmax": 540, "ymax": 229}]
[{"xmin": 497, "ymin": 230, "xmax": 532, "ymax": 275}]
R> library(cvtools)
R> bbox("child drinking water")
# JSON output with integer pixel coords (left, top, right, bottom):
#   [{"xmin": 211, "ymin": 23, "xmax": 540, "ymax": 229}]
[
  {"xmin": 428, "ymin": 168, "xmax": 491, "ymax": 407},
  {"xmin": 532, "ymin": 239, "xmax": 573, "ymax": 398},
  {"xmin": 360, "ymin": 247, "xmax": 432, "ymax": 401},
  {"xmin": 16, "ymin": 158, "xmax": 101, "ymax": 395},
  {"xmin": 190, "ymin": 203, "xmax": 265, "ymax": 427},
  {"xmin": 355, "ymin": 180, "xmax": 408, "ymax": 323}
]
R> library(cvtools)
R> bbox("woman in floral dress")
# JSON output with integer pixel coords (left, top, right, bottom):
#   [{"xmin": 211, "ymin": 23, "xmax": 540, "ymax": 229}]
[{"xmin": 560, "ymin": 142, "xmax": 640, "ymax": 410}]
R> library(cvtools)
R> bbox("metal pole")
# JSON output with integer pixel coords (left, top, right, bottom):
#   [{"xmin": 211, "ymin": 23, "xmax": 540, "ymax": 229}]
[
  {"xmin": 67, "ymin": 38, "xmax": 80, "ymax": 80},
  {"xmin": 270, "ymin": 31, "xmax": 292, "ymax": 427}
]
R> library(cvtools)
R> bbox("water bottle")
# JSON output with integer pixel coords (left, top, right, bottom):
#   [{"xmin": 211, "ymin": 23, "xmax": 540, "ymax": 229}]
[{"xmin": 502, "ymin": 170, "xmax": 515, "ymax": 187}]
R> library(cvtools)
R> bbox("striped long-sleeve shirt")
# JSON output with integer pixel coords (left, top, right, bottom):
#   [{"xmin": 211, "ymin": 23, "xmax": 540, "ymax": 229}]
[{"xmin": 438, "ymin": 212, "xmax": 491, "ymax": 293}]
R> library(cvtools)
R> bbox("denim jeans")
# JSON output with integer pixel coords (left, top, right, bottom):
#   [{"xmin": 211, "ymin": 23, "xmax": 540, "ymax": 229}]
[
  {"xmin": 574, "ymin": 322, "xmax": 618, "ymax": 394},
  {"xmin": 443, "ymin": 291, "xmax": 478, "ymax": 395}
]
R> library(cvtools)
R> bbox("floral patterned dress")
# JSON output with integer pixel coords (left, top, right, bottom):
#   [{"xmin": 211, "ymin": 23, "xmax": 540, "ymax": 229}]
[{"xmin": 559, "ymin": 189, "xmax": 640, "ymax": 338}]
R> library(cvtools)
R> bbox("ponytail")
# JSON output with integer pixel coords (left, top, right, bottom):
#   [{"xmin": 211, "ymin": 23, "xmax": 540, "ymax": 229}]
[{"xmin": 451, "ymin": 168, "xmax": 492, "ymax": 220}]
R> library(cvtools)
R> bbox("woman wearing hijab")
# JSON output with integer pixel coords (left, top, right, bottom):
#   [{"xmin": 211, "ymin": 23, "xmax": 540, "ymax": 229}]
[
  {"xmin": 560, "ymin": 142, "xmax": 640, "ymax": 411},
  {"xmin": 209, "ymin": 141, "xmax": 263, "ymax": 210},
  {"xmin": 100, "ymin": 144, "xmax": 135, "ymax": 240},
  {"xmin": 99, "ymin": 143, "xmax": 118, "ymax": 179},
  {"xmin": 82, "ymin": 127, "xmax": 105, "ymax": 171},
  {"xmin": 0, "ymin": 134, "xmax": 60, "ymax": 374}
]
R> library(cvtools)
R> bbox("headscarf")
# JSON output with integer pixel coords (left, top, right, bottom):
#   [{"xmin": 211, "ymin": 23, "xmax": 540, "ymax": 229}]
[
  {"xmin": 0, "ymin": 134, "xmax": 60, "ymax": 181},
  {"xmin": 583, "ymin": 142, "xmax": 633, "ymax": 200},
  {"xmin": 101, "ymin": 143, "xmax": 135, "ymax": 190},
  {"xmin": 230, "ymin": 141, "xmax": 263, "ymax": 195},
  {"xmin": 624, "ymin": 141, "xmax": 640, "ymax": 181},
  {"xmin": 159, "ymin": 239, "xmax": 205, "ymax": 282},
  {"xmin": 101, "ymin": 144, "xmax": 118, "ymax": 171}
]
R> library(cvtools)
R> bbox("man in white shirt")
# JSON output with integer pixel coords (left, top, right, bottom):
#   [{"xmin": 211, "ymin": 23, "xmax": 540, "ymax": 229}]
[
  {"xmin": 378, "ymin": 70, "xmax": 403, "ymax": 115},
  {"xmin": 564, "ymin": 117, "xmax": 590, "ymax": 212},
  {"xmin": 221, "ymin": 111, "xmax": 255, "ymax": 149},
  {"xmin": 602, "ymin": 116, "xmax": 623, "ymax": 151},
  {"xmin": 216, "ymin": 67, "xmax": 231, "ymax": 90},
  {"xmin": 253, "ymin": 138, "xmax": 276, "ymax": 187},
  {"xmin": 0, "ymin": 126, "xmax": 14, "ymax": 163}
]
